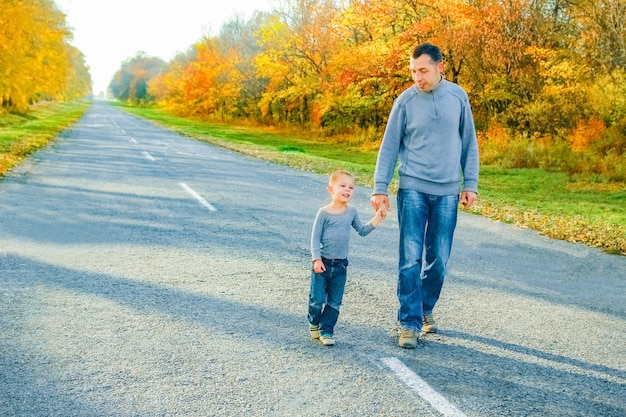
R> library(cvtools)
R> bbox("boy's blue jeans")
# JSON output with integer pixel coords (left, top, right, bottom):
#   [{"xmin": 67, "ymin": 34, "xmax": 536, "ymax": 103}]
[
  {"xmin": 308, "ymin": 257, "xmax": 349, "ymax": 337},
  {"xmin": 397, "ymin": 189, "xmax": 458, "ymax": 332}
]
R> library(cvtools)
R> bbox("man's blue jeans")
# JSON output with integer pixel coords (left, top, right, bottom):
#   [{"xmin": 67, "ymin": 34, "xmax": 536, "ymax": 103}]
[
  {"xmin": 397, "ymin": 190, "xmax": 458, "ymax": 331},
  {"xmin": 307, "ymin": 258, "xmax": 349, "ymax": 337}
]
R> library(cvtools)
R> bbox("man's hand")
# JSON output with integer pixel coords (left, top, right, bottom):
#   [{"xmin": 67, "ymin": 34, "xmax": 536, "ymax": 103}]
[
  {"xmin": 313, "ymin": 259, "xmax": 325, "ymax": 273},
  {"xmin": 371, "ymin": 194, "xmax": 390, "ymax": 213},
  {"xmin": 459, "ymin": 191, "xmax": 477, "ymax": 209}
]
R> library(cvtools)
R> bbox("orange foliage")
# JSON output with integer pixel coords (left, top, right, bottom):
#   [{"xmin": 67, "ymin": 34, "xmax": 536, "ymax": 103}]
[
  {"xmin": 568, "ymin": 117, "xmax": 607, "ymax": 152},
  {"xmin": 169, "ymin": 39, "xmax": 246, "ymax": 116},
  {"xmin": 481, "ymin": 122, "xmax": 510, "ymax": 152}
]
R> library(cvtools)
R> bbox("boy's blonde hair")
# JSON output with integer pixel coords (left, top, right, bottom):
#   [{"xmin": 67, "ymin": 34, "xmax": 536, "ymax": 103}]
[{"xmin": 329, "ymin": 169, "xmax": 355, "ymax": 185}]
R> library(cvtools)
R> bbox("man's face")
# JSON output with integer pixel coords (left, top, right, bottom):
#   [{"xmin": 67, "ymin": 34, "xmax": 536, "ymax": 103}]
[{"xmin": 410, "ymin": 54, "xmax": 443, "ymax": 92}]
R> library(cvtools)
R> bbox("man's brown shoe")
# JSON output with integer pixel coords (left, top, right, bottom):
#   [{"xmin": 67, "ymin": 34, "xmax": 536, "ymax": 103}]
[
  {"xmin": 399, "ymin": 329, "xmax": 418, "ymax": 348},
  {"xmin": 422, "ymin": 314, "xmax": 438, "ymax": 333}
]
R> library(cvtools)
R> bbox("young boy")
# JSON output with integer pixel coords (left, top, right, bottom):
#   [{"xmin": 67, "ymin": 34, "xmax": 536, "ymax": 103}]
[{"xmin": 308, "ymin": 170, "xmax": 386, "ymax": 346}]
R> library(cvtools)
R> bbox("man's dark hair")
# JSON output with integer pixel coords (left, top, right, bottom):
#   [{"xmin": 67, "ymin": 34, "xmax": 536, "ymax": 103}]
[{"xmin": 412, "ymin": 43, "xmax": 442, "ymax": 63}]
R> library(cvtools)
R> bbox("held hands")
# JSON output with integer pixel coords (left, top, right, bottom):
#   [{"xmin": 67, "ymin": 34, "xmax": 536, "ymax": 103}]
[
  {"xmin": 371, "ymin": 194, "xmax": 390, "ymax": 213},
  {"xmin": 371, "ymin": 194, "xmax": 390, "ymax": 227}
]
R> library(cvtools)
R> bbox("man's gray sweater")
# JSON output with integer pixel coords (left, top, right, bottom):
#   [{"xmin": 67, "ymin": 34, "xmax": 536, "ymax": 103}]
[{"xmin": 373, "ymin": 79, "xmax": 479, "ymax": 196}]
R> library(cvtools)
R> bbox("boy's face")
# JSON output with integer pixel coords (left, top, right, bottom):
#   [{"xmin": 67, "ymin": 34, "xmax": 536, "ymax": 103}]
[{"xmin": 328, "ymin": 174, "xmax": 355, "ymax": 203}]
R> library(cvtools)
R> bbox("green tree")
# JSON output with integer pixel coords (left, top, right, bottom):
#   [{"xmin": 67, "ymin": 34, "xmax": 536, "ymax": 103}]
[{"xmin": 109, "ymin": 52, "xmax": 166, "ymax": 102}]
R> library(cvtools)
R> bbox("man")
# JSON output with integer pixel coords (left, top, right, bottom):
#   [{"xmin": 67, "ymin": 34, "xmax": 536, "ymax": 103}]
[{"xmin": 371, "ymin": 43, "xmax": 479, "ymax": 349}]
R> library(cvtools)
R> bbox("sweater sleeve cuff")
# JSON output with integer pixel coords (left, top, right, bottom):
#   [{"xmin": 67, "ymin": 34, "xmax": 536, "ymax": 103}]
[
  {"xmin": 462, "ymin": 180, "xmax": 478, "ymax": 193},
  {"xmin": 372, "ymin": 183, "xmax": 389, "ymax": 195}
]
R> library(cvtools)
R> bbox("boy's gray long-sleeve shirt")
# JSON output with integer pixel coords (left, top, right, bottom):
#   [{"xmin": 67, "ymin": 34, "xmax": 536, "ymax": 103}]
[
  {"xmin": 311, "ymin": 206, "xmax": 375, "ymax": 261},
  {"xmin": 373, "ymin": 79, "xmax": 479, "ymax": 196}
]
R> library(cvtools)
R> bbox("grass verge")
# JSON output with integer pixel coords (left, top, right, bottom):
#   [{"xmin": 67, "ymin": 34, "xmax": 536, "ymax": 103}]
[{"xmin": 0, "ymin": 100, "xmax": 91, "ymax": 176}]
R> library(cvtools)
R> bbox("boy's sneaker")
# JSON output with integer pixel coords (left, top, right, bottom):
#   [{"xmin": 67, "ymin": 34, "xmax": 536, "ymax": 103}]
[
  {"xmin": 398, "ymin": 329, "xmax": 419, "ymax": 349},
  {"xmin": 309, "ymin": 324, "xmax": 320, "ymax": 339},
  {"xmin": 319, "ymin": 334, "xmax": 335, "ymax": 346},
  {"xmin": 422, "ymin": 314, "xmax": 438, "ymax": 333}
]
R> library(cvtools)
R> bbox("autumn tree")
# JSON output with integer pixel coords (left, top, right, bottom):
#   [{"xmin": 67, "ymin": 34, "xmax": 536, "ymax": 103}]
[
  {"xmin": 570, "ymin": 0, "xmax": 625, "ymax": 71},
  {"xmin": 318, "ymin": 0, "xmax": 413, "ymax": 134},
  {"xmin": 148, "ymin": 48, "xmax": 195, "ymax": 113},
  {"xmin": 147, "ymin": 13, "xmax": 268, "ymax": 119},
  {"xmin": 255, "ymin": 0, "xmax": 340, "ymax": 126},
  {"xmin": 109, "ymin": 52, "xmax": 166, "ymax": 102},
  {"xmin": 0, "ymin": 0, "xmax": 90, "ymax": 111},
  {"xmin": 215, "ymin": 13, "xmax": 267, "ymax": 118},
  {"xmin": 62, "ymin": 44, "xmax": 92, "ymax": 101}
]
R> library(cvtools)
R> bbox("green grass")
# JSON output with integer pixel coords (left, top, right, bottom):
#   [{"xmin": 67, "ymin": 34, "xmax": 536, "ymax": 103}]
[
  {"xmin": 469, "ymin": 167, "xmax": 625, "ymax": 254},
  {"xmin": 477, "ymin": 167, "xmax": 626, "ymax": 225},
  {"xmin": 0, "ymin": 100, "xmax": 91, "ymax": 175}
]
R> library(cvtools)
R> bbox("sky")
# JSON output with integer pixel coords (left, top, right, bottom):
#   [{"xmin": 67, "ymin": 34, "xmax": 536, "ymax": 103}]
[{"xmin": 55, "ymin": 0, "xmax": 275, "ymax": 95}]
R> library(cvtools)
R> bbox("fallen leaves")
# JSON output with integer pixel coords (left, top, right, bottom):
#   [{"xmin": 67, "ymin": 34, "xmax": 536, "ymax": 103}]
[{"xmin": 472, "ymin": 200, "xmax": 626, "ymax": 255}]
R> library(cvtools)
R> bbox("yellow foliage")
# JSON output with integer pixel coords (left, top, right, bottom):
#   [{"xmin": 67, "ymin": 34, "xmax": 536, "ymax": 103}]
[{"xmin": 0, "ymin": 0, "xmax": 88, "ymax": 110}]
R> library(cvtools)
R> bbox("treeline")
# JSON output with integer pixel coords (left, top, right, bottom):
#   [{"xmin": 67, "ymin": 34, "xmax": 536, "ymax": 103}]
[
  {"xmin": 0, "ymin": 0, "xmax": 92, "ymax": 112},
  {"xmin": 111, "ymin": 0, "xmax": 626, "ymax": 181}
]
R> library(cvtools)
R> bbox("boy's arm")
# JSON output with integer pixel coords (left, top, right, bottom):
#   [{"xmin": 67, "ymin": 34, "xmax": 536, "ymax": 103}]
[
  {"xmin": 310, "ymin": 212, "xmax": 327, "ymax": 273},
  {"xmin": 311, "ymin": 212, "xmax": 327, "ymax": 273},
  {"xmin": 369, "ymin": 208, "xmax": 387, "ymax": 227},
  {"xmin": 353, "ymin": 208, "xmax": 387, "ymax": 236},
  {"xmin": 310, "ymin": 211, "xmax": 324, "ymax": 261}
]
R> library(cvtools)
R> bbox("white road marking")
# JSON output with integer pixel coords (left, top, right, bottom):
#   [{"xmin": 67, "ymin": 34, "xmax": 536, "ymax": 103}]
[
  {"xmin": 179, "ymin": 183, "xmax": 217, "ymax": 212},
  {"xmin": 129, "ymin": 138, "xmax": 137, "ymax": 143},
  {"xmin": 142, "ymin": 151, "xmax": 155, "ymax": 161},
  {"xmin": 381, "ymin": 357, "xmax": 466, "ymax": 417}
]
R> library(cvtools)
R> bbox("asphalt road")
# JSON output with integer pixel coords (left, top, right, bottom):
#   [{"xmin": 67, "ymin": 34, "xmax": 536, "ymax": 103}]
[{"xmin": 1, "ymin": 102, "xmax": 625, "ymax": 416}]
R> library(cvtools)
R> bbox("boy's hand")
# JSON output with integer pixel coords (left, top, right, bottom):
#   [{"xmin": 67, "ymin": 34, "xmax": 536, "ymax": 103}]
[
  {"xmin": 313, "ymin": 259, "xmax": 325, "ymax": 273},
  {"xmin": 372, "ymin": 208, "xmax": 388, "ymax": 226}
]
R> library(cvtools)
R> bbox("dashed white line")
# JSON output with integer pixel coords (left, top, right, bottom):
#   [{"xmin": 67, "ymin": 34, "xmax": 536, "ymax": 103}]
[
  {"xmin": 142, "ymin": 151, "xmax": 155, "ymax": 161},
  {"xmin": 129, "ymin": 138, "xmax": 137, "ymax": 143},
  {"xmin": 381, "ymin": 357, "xmax": 466, "ymax": 417},
  {"xmin": 179, "ymin": 183, "xmax": 217, "ymax": 212}
]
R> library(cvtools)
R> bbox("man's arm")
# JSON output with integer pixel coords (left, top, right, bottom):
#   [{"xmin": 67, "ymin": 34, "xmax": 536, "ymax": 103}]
[{"xmin": 373, "ymin": 99, "xmax": 404, "ymax": 196}]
